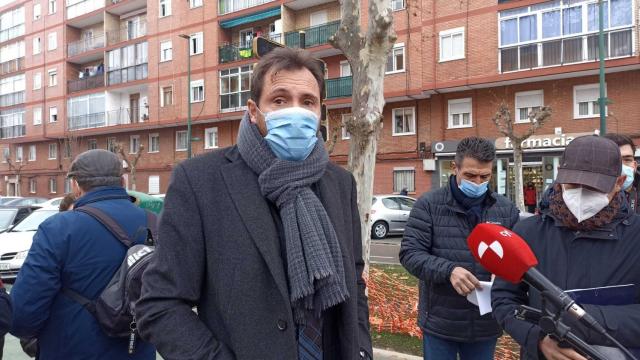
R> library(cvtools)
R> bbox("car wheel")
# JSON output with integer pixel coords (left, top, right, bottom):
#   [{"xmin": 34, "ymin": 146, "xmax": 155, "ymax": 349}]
[{"xmin": 372, "ymin": 221, "xmax": 388, "ymax": 239}]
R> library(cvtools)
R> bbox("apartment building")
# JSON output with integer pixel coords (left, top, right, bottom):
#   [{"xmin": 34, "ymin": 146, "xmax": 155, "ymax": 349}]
[{"xmin": 0, "ymin": 0, "xmax": 638, "ymax": 202}]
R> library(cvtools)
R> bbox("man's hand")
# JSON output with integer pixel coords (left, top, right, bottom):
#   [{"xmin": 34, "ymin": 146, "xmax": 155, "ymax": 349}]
[
  {"xmin": 450, "ymin": 267, "xmax": 480, "ymax": 296},
  {"xmin": 539, "ymin": 335, "xmax": 587, "ymax": 360}
]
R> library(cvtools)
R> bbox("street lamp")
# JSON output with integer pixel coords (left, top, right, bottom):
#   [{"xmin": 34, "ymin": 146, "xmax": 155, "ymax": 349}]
[{"xmin": 178, "ymin": 34, "xmax": 192, "ymax": 158}]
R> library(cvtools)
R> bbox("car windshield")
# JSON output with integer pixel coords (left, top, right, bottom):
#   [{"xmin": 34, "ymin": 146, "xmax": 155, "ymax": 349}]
[
  {"xmin": 0, "ymin": 198, "xmax": 17, "ymax": 205},
  {"xmin": 10, "ymin": 210, "xmax": 57, "ymax": 232},
  {"xmin": 0, "ymin": 209, "xmax": 17, "ymax": 230},
  {"xmin": 50, "ymin": 199, "xmax": 62, "ymax": 206}
]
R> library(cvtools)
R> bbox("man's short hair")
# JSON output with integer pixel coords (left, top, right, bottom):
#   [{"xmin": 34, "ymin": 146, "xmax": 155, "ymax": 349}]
[
  {"xmin": 455, "ymin": 137, "xmax": 496, "ymax": 166},
  {"xmin": 250, "ymin": 47, "xmax": 325, "ymax": 106},
  {"xmin": 603, "ymin": 133, "xmax": 637, "ymax": 154},
  {"xmin": 59, "ymin": 193, "xmax": 76, "ymax": 212}
]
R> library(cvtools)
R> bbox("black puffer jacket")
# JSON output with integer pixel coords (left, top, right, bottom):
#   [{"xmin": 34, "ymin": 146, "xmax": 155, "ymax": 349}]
[{"xmin": 400, "ymin": 181, "xmax": 519, "ymax": 342}]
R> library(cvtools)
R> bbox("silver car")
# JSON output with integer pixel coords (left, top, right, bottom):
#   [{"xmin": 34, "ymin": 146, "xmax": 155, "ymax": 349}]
[{"xmin": 370, "ymin": 195, "xmax": 416, "ymax": 239}]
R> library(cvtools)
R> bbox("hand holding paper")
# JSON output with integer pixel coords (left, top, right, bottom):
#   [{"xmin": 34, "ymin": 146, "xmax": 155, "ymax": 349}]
[{"xmin": 466, "ymin": 280, "xmax": 493, "ymax": 315}]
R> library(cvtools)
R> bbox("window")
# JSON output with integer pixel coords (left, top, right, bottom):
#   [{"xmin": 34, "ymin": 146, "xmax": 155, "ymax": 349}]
[
  {"xmin": 15, "ymin": 146, "xmax": 23, "ymax": 162},
  {"xmin": 33, "ymin": 72, "xmax": 41, "ymax": 89},
  {"xmin": 392, "ymin": 108, "xmax": 416, "ymax": 136},
  {"xmin": 176, "ymin": 130, "xmax": 188, "ymax": 151},
  {"xmin": 48, "ymin": 0, "xmax": 56, "ymax": 14},
  {"xmin": 574, "ymin": 83, "xmax": 606, "ymax": 119},
  {"xmin": 48, "ymin": 143, "xmax": 57, "ymax": 159},
  {"xmin": 340, "ymin": 61, "xmax": 351, "ymax": 77},
  {"xmin": 161, "ymin": 86, "xmax": 173, "ymax": 107},
  {"xmin": 49, "ymin": 177, "xmax": 56, "ymax": 193},
  {"xmin": 64, "ymin": 178, "xmax": 71, "ymax": 193},
  {"xmin": 33, "ymin": 3, "xmax": 41, "ymax": 20},
  {"xmin": 341, "ymin": 113, "xmax": 351, "ymax": 140},
  {"xmin": 448, "ymin": 98, "xmax": 472, "ymax": 128},
  {"xmin": 149, "ymin": 133, "xmax": 159, "ymax": 152},
  {"xmin": 190, "ymin": 0, "xmax": 202, "ymax": 9},
  {"xmin": 393, "ymin": 168, "xmax": 415, "ymax": 193},
  {"xmin": 107, "ymin": 137, "xmax": 117, "ymax": 153},
  {"xmin": 148, "ymin": 175, "xmax": 160, "ymax": 194},
  {"xmin": 87, "ymin": 139, "xmax": 97, "ymax": 150},
  {"xmin": 28, "ymin": 144, "xmax": 36, "ymax": 161},
  {"xmin": 130, "ymin": 135, "xmax": 140, "ymax": 154},
  {"xmin": 29, "ymin": 178, "xmax": 36, "ymax": 193},
  {"xmin": 47, "ymin": 32, "xmax": 56, "ymax": 51},
  {"xmin": 515, "ymin": 90, "xmax": 544, "ymax": 123},
  {"xmin": 386, "ymin": 43, "xmax": 405, "ymax": 73},
  {"xmin": 49, "ymin": 106, "xmax": 57, "ymax": 122},
  {"xmin": 391, "ymin": 0, "xmax": 405, "ymax": 11},
  {"xmin": 190, "ymin": 79, "xmax": 204, "ymax": 103},
  {"xmin": 2, "ymin": 148, "xmax": 8, "ymax": 162},
  {"xmin": 159, "ymin": 0, "xmax": 171, "ymax": 17},
  {"xmin": 160, "ymin": 41, "xmax": 172, "ymax": 62},
  {"xmin": 309, "ymin": 10, "xmax": 327, "ymax": 26},
  {"xmin": 220, "ymin": 65, "xmax": 252, "ymax": 111},
  {"xmin": 48, "ymin": 68, "xmax": 57, "ymax": 87},
  {"xmin": 205, "ymin": 127, "xmax": 218, "ymax": 149},
  {"xmin": 239, "ymin": 28, "xmax": 253, "ymax": 48},
  {"xmin": 440, "ymin": 27, "xmax": 465, "ymax": 62},
  {"xmin": 190, "ymin": 32, "xmax": 203, "ymax": 55},
  {"xmin": 33, "ymin": 37, "xmax": 41, "ymax": 54},
  {"xmin": 33, "ymin": 107, "xmax": 42, "ymax": 125},
  {"xmin": 63, "ymin": 140, "xmax": 71, "ymax": 158}
]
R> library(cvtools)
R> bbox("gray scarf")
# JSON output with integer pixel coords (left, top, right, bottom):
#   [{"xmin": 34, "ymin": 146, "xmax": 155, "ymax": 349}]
[{"xmin": 236, "ymin": 113, "xmax": 349, "ymax": 324}]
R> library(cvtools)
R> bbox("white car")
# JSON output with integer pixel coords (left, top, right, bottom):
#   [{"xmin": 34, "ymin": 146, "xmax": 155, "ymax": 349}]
[
  {"xmin": 0, "ymin": 206, "xmax": 58, "ymax": 281},
  {"xmin": 370, "ymin": 195, "xmax": 416, "ymax": 239},
  {"xmin": 39, "ymin": 197, "xmax": 64, "ymax": 208}
]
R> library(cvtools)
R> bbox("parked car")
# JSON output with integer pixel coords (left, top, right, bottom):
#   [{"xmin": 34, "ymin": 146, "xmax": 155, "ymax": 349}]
[
  {"xmin": 370, "ymin": 195, "xmax": 416, "ymax": 239},
  {"xmin": 4, "ymin": 197, "xmax": 48, "ymax": 206},
  {"xmin": 0, "ymin": 206, "xmax": 41, "ymax": 233},
  {"xmin": 0, "ymin": 206, "xmax": 58, "ymax": 281},
  {"xmin": 0, "ymin": 197, "xmax": 21, "ymax": 205},
  {"xmin": 39, "ymin": 197, "xmax": 64, "ymax": 208}
]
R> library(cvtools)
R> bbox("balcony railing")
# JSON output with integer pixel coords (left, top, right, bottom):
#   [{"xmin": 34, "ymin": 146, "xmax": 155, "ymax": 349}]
[
  {"xmin": 285, "ymin": 21, "xmax": 339, "ymax": 49},
  {"xmin": 0, "ymin": 58, "xmax": 24, "ymax": 76},
  {"xmin": 67, "ymin": 0, "xmax": 104, "ymax": 19},
  {"xmin": 0, "ymin": 124, "xmax": 25, "ymax": 139},
  {"xmin": 0, "ymin": 24, "xmax": 25, "ymax": 43},
  {"xmin": 68, "ymin": 107, "xmax": 144, "ymax": 130},
  {"xmin": 219, "ymin": 42, "xmax": 254, "ymax": 64},
  {"xmin": 106, "ymin": 22, "xmax": 147, "ymax": 46},
  {"xmin": 500, "ymin": 28, "xmax": 634, "ymax": 73},
  {"xmin": 68, "ymin": 75, "xmax": 105, "ymax": 93},
  {"xmin": 0, "ymin": 91, "xmax": 25, "ymax": 107},
  {"xmin": 68, "ymin": 33, "xmax": 105, "ymax": 57},
  {"xmin": 107, "ymin": 63, "xmax": 147, "ymax": 85},
  {"xmin": 218, "ymin": 0, "xmax": 274, "ymax": 15},
  {"xmin": 326, "ymin": 76, "xmax": 352, "ymax": 99}
]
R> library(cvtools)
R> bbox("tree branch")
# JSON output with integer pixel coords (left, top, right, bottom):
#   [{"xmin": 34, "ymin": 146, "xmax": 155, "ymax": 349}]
[{"xmin": 330, "ymin": 0, "xmax": 364, "ymax": 59}]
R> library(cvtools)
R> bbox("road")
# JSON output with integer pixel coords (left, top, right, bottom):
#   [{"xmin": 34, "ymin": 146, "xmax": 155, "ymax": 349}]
[{"xmin": 370, "ymin": 236, "xmax": 402, "ymax": 265}]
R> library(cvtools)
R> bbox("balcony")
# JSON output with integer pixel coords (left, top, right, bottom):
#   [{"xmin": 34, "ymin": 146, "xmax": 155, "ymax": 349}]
[
  {"xmin": 68, "ymin": 75, "xmax": 105, "ymax": 93},
  {"xmin": 0, "ymin": 58, "xmax": 24, "ymax": 76},
  {"xmin": 500, "ymin": 28, "xmax": 634, "ymax": 73},
  {"xmin": 68, "ymin": 107, "xmax": 144, "ymax": 130},
  {"xmin": 326, "ymin": 76, "xmax": 351, "ymax": 99},
  {"xmin": 68, "ymin": 33, "xmax": 105, "ymax": 57},
  {"xmin": 107, "ymin": 0, "xmax": 147, "ymax": 15},
  {"xmin": 219, "ymin": 41, "xmax": 254, "ymax": 64},
  {"xmin": 0, "ymin": 124, "xmax": 25, "ymax": 139},
  {"xmin": 0, "ymin": 24, "xmax": 25, "ymax": 43},
  {"xmin": 0, "ymin": 91, "xmax": 25, "ymax": 107},
  {"xmin": 218, "ymin": 0, "xmax": 275, "ymax": 15},
  {"xmin": 106, "ymin": 22, "xmax": 147, "ymax": 46},
  {"xmin": 285, "ymin": 20, "xmax": 339, "ymax": 49},
  {"xmin": 107, "ymin": 63, "xmax": 147, "ymax": 85}
]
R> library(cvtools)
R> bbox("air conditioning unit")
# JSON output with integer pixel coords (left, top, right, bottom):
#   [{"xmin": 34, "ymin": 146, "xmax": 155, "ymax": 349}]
[{"xmin": 423, "ymin": 159, "xmax": 436, "ymax": 171}]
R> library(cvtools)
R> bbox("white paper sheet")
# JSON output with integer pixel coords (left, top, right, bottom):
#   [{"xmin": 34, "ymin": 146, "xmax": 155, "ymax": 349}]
[{"xmin": 466, "ymin": 280, "xmax": 493, "ymax": 315}]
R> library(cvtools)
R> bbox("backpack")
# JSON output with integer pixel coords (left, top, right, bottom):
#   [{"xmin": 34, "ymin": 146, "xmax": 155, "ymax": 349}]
[{"xmin": 62, "ymin": 205, "xmax": 158, "ymax": 354}]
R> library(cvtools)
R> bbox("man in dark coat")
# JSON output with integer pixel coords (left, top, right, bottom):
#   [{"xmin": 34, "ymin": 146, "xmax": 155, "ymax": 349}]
[
  {"xmin": 604, "ymin": 133, "xmax": 639, "ymax": 213},
  {"xmin": 136, "ymin": 48, "xmax": 372, "ymax": 360},
  {"xmin": 492, "ymin": 135, "xmax": 640, "ymax": 360},
  {"xmin": 400, "ymin": 137, "xmax": 519, "ymax": 359}
]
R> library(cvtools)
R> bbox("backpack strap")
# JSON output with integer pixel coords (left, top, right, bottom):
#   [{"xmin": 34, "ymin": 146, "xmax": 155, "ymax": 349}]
[
  {"xmin": 61, "ymin": 288, "xmax": 96, "ymax": 314},
  {"xmin": 76, "ymin": 206, "xmax": 134, "ymax": 248}
]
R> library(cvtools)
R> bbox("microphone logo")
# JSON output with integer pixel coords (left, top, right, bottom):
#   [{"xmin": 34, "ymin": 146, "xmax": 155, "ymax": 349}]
[{"xmin": 478, "ymin": 241, "xmax": 505, "ymax": 259}]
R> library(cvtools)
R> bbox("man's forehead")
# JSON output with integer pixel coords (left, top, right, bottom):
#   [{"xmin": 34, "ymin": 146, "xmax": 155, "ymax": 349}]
[
  {"xmin": 620, "ymin": 144, "xmax": 635, "ymax": 156},
  {"xmin": 264, "ymin": 68, "xmax": 319, "ymax": 93}
]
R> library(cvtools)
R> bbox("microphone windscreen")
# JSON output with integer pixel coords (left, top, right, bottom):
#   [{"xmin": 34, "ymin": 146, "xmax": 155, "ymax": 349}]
[{"xmin": 467, "ymin": 223, "xmax": 538, "ymax": 284}]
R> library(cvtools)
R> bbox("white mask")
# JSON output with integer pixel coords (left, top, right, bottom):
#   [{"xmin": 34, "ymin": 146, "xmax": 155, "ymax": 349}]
[{"xmin": 561, "ymin": 185, "xmax": 610, "ymax": 223}]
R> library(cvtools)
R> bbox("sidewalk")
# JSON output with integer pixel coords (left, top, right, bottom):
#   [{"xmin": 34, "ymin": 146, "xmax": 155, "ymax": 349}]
[{"xmin": 374, "ymin": 348, "xmax": 422, "ymax": 360}]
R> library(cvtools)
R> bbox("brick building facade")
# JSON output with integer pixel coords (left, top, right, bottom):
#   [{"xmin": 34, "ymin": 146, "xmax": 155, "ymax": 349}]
[{"xmin": 0, "ymin": 0, "xmax": 638, "ymax": 201}]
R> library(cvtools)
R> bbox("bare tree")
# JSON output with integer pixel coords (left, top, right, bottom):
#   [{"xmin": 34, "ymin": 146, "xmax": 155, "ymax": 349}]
[
  {"xmin": 115, "ymin": 142, "xmax": 144, "ymax": 191},
  {"xmin": 329, "ymin": 0, "xmax": 396, "ymax": 273},
  {"xmin": 492, "ymin": 103, "xmax": 553, "ymax": 212},
  {"xmin": 4, "ymin": 151, "xmax": 26, "ymax": 196}
]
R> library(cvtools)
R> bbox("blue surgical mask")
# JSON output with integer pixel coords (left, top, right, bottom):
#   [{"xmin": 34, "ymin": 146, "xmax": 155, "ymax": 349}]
[
  {"xmin": 622, "ymin": 164, "xmax": 635, "ymax": 190},
  {"xmin": 260, "ymin": 107, "xmax": 319, "ymax": 161},
  {"xmin": 459, "ymin": 178, "xmax": 489, "ymax": 198}
]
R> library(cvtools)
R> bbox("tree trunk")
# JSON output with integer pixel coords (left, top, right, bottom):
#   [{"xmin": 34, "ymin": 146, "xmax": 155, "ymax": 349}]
[
  {"xmin": 131, "ymin": 168, "xmax": 137, "ymax": 191},
  {"xmin": 16, "ymin": 175, "xmax": 21, "ymax": 197},
  {"xmin": 513, "ymin": 143, "xmax": 525, "ymax": 212}
]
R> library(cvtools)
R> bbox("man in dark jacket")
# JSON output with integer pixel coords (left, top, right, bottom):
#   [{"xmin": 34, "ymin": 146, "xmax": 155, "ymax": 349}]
[
  {"xmin": 136, "ymin": 47, "xmax": 372, "ymax": 360},
  {"xmin": 492, "ymin": 135, "xmax": 640, "ymax": 360},
  {"xmin": 10, "ymin": 149, "xmax": 155, "ymax": 360},
  {"xmin": 400, "ymin": 137, "xmax": 519, "ymax": 359},
  {"xmin": 604, "ymin": 133, "xmax": 639, "ymax": 213}
]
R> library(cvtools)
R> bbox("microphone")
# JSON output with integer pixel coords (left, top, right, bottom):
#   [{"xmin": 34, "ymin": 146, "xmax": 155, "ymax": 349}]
[{"xmin": 467, "ymin": 223, "xmax": 607, "ymax": 335}]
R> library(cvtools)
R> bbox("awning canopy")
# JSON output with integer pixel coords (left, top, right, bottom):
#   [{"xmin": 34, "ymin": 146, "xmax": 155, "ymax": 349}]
[{"xmin": 220, "ymin": 7, "xmax": 281, "ymax": 29}]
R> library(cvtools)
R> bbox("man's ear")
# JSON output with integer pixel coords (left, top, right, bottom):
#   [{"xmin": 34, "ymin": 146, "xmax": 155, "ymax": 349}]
[{"xmin": 247, "ymin": 99, "xmax": 259, "ymax": 124}]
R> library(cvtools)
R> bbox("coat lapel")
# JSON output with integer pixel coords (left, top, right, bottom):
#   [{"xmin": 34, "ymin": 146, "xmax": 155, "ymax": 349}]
[{"xmin": 220, "ymin": 148, "xmax": 290, "ymax": 305}]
